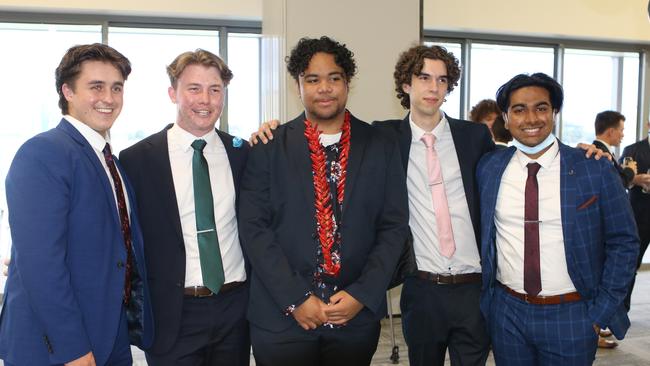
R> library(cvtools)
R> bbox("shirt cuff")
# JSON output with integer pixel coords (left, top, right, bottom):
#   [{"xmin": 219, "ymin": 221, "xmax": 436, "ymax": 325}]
[{"xmin": 284, "ymin": 291, "xmax": 313, "ymax": 316}]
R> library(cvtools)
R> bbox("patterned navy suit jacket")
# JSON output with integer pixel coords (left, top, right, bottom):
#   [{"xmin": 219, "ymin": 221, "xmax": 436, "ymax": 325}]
[{"xmin": 477, "ymin": 141, "xmax": 639, "ymax": 339}]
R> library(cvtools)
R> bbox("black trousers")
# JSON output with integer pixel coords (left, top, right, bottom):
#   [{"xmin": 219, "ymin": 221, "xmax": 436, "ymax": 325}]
[
  {"xmin": 624, "ymin": 218, "xmax": 650, "ymax": 311},
  {"xmin": 400, "ymin": 276, "xmax": 490, "ymax": 366},
  {"xmin": 250, "ymin": 320, "xmax": 381, "ymax": 366},
  {"xmin": 145, "ymin": 283, "xmax": 250, "ymax": 366}
]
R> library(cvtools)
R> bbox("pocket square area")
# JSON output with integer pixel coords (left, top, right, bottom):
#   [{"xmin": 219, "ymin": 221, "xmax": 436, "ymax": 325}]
[{"xmin": 577, "ymin": 195, "xmax": 598, "ymax": 210}]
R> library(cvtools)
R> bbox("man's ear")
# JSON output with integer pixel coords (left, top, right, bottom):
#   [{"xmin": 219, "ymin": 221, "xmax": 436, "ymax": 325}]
[
  {"xmin": 502, "ymin": 112, "xmax": 509, "ymax": 130},
  {"xmin": 62, "ymin": 83, "xmax": 74, "ymax": 101},
  {"xmin": 168, "ymin": 86, "xmax": 177, "ymax": 103},
  {"xmin": 402, "ymin": 83, "xmax": 411, "ymax": 95}
]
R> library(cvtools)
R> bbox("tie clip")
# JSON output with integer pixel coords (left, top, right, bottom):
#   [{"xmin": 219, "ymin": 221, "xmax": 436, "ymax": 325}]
[
  {"xmin": 524, "ymin": 220, "xmax": 542, "ymax": 223},
  {"xmin": 197, "ymin": 228, "xmax": 216, "ymax": 234},
  {"xmin": 428, "ymin": 181, "xmax": 443, "ymax": 186}
]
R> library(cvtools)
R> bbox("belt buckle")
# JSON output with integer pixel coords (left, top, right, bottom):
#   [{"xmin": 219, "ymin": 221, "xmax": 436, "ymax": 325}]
[
  {"xmin": 524, "ymin": 293, "xmax": 530, "ymax": 303},
  {"xmin": 195, "ymin": 286, "xmax": 213, "ymax": 298}
]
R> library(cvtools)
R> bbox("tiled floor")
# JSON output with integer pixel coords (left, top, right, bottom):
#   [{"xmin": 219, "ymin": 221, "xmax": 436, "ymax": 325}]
[{"xmin": 126, "ymin": 267, "xmax": 650, "ymax": 365}]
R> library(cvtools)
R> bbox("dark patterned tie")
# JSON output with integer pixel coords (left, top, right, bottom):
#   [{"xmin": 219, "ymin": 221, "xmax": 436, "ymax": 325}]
[
  {"xmin": 191, "ymin": 139, "xmax": 225, "ymax": 294},
  {"xmin": 102, "ymin": 143, "xmax": 134, "ymax": 305},
  {"xmin": 524, "ymin": 162, "xmax": 542, "ymax": 297}
]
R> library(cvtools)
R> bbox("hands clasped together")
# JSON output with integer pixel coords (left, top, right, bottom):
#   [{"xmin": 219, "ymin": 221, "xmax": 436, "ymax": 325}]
[{"xmin": 292, "ymin": 291, "xmax": 364, "ymax": 330}]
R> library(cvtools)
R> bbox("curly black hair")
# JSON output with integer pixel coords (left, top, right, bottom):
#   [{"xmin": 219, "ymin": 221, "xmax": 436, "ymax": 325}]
[
  {"xmin": 394, "ymin": 45, "xmax": 461, "ymax": 109},
  {"xmin": 286, "ymin": 36, "xmax": 357, "ymax": 82}
]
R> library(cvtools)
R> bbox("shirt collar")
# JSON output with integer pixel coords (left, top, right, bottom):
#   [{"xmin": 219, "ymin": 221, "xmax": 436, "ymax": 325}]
[
  {"xmin": 170, "ymin": 123, "xmax": 220, "ymax": 153},
  {"xmin": 64, "ymin": 114, "xmax": 110, "ymax": 153},
  {"xmin": 409, "ymin": 110, "xmax": 448, "ymax": 143},
  {"xmin": 514, "ymin": 138, "xmax": 560, "ymax": 171},
  {"xmin": 595, "ymin": 138, "xmax": 613, "ymax": 154}
]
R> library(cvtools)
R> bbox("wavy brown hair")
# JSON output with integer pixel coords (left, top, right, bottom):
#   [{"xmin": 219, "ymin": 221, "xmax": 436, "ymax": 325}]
[
  {"xmin": 394, "ymin": 45, "xmax": 461, "ymax": 109},
  {"xmin": 167, "ymin": 49, "xmax": 233, "ymax": 88}
]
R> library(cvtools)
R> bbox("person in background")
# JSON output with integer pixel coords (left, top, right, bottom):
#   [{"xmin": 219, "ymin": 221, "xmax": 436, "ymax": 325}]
[
  {"xmin": 491, "ymin": 114, "xmax": 512, "ymax": 149},
  {"xmin": 469, "ymin": 98, "xmax": 500, "ymax": 138}
]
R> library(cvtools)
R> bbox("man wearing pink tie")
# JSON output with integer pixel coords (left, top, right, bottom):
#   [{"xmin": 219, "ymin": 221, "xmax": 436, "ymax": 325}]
[{"xmin": 374, "ymin": 45, "xmax": 494, "ymax": 366}]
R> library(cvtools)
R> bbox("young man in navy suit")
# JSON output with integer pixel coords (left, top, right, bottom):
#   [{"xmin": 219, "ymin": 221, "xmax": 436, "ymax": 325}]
[
  {"xmin": 120, "ymin": 50, "xmax": 250, "ymax": 365},
  {"xmin": 478, "ymin": 73, "xmax": 639, "ymax": 365},
  {"xmin": 239, "ymin": 36, "xmax": 409, "ymax": 366},
  {"xmin": 1, "ymin": 43, "xmax": 153, "ymax": 365}
]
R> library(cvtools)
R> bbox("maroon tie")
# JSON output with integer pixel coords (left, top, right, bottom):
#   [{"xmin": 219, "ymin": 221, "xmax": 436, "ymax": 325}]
[
  {"xmin": 103, "ymin": 143, "xmax": 134, "ymax": 305},
  {"xmin": 524, "ymin": 162, "xmax": 542, "ymax": 297}
]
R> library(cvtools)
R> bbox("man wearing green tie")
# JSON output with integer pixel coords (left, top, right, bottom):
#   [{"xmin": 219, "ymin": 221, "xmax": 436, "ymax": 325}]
[{"xmin": 120, "ymin": 49, "xmax": 250, "ymax": 365}]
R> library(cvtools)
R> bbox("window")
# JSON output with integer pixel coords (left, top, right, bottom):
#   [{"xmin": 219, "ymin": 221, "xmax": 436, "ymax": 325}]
[
  {"xmin": 469, "ymin": 43, "xmax": 555, "ymax": 113},
  {"xmin": 108, "ymin": 27, "xmax": 221, "ymax": 152},
  {"xmin": 561, "ymin": 49, "xmax": 640, "ymax": 148},
  {"xmin": 227, "ymin": 33, "xmax": 261, "ymax": 139}
]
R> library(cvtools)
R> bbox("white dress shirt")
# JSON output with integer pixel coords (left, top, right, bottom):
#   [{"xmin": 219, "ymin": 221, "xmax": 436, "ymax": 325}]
[
  {"xmin": 167, "ymin": 124, "xmax": 246, "ymax": 287},
  {"xmin": 64, "ymin": 115, "xmax": 130, "ymax": 217},
  {"xmin": 495, "ymin": 141, "xmax": 576, "ymax": 295},
  {"xmin": 407, "ymin": 113, "xmax": 481, "ymax": 274}
]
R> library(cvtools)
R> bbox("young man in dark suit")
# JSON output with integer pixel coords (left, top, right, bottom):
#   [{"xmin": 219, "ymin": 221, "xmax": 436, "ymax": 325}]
[
  {"xmin": 238, "ymin": 36, "xmax": 409, "ymax": 366},
  {"xmin": 373, "ymin": 45, "xmax": 494, "ymax": 366},
  {"xmin": 593, "ymin": 110, "xmax": 635, "ymax": 188},
  {"xmin": 478, "ymin": 73, "xmax": 638, "ymax": 365},
  {"xmin": 1, "ymin": 43, "xmax": 153, "ymax": 365},
  {"xmin": 120, "ymin": 50, "xmax": 250, "ymax": 365}
]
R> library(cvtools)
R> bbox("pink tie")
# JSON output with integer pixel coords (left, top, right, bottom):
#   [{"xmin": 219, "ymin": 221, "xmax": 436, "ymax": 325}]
[{"xmin": 421, "ymin": 133, "xmax": 456, "ymax": 258}]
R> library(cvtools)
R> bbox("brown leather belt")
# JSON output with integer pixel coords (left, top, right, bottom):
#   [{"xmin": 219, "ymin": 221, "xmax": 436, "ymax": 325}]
[
  {"xmin": 416, "ymin": 270, "xmax": 482, "ymax": 285},
  {"xmin": 184, "ymin": 282, "xmax": 245, "ymax": 297},
  {"xmin": 499, "ymin": 283, "xmax": 582, "ymax": 305}
]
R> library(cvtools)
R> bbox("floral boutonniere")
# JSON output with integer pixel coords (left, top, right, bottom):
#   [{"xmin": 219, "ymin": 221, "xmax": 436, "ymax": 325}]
[{"xmin": 232, "ymin": 137, "xmax": 243, "ymax": 148}]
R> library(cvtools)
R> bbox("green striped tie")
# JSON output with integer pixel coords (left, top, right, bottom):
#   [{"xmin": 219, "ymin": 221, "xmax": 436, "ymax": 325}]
[{"xmin": 191, "ymin": 139, "xmax": 225, "ymax": 294}]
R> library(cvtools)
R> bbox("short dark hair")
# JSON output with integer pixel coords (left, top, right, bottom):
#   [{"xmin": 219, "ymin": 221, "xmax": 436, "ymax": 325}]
[
  {"xmin": 167, "ymin": 49, "xmax": 233, "ymax": 88},
  {"xmin": 55, "ymin": 43, "xmax": 131, "ymax": 114},
  {"xmin": 469, "ymin": 99, "xmax": 500, "ymax": 123},
  {"xmin": 286, "ymin": 36, "xmax": 356, "ymax": 82},
  {"xmin": 496, "ymin": 73, "xmax": 563, "ymax": 113},
  {"xmin": 595, "ymin": 110, "xmax": 625, "ymax": 136},
  {"xmin": 393, "ymin": 45, "xmax": 461, "ymax": 109},
  {"xmin": 492, "ymin": 114, "xmax": 512, "ymax": 143}
]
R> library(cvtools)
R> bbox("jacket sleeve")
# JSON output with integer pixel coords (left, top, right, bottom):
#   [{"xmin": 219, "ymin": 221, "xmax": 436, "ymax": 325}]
[
  {"xmin": 6, "ymin": 138, "xmax": 91, "ymax": 364},
  {"xmin": 345, "ymin": 138, "xmax": 410, "ymax": 315}
]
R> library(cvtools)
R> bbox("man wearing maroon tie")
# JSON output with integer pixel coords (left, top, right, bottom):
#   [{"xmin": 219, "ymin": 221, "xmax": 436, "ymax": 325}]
[{"xmin": 477, "ymin": 73, "xmax": 639, "ymax": 365}]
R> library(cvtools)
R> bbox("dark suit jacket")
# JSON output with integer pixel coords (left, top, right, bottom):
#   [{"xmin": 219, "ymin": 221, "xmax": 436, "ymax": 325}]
[
  {"xmin": 238, "ymin": 113, "xmax": 409, "ymax": 332},
  {"xmin": 119, "ymin": 124, "xmax": 249, "ymax": 354},
  {"xmin": 620, "ymin": 138, "xmax": 650, "ymax": 227},
  {"xmin": 592, "ymin": 140, "xmax": 634, "ymax": 187},
  {"xmin": 372, "ymin": 114, "xmax": 495, "ymax": 281},
  {"xmin": 0, "ymin": 119, "xmax": 153, "ymax": 365},
  {"xmin": 478, "ymin": 142, "xmax": 639, "ymax": 339}
]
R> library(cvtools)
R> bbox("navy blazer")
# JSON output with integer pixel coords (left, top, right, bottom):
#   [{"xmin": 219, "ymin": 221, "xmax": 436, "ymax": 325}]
[
  {"xmin": 1, "ymin": 119, "xmax": 153, "ymax": 365},
  {"xmin": 238, "ymin": 113, "xmax": 409, "ymax": 331},
  {"xmin": 119, "ymin": 124, "xmax": 249, "ymax": 355},
  {"xmin": 592, "ymin": 140, "xmax": 634, "ymax": 187},
  {"xmin": 477, "ymin": 142, "xmax": 639, "ymax": 339},
  {"xmin": 373, "ymin": 114, "xmax": 495, "ymax": 258}
]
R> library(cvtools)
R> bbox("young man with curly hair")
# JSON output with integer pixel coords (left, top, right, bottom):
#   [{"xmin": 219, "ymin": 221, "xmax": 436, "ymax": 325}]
[
  {"xmin": 238, "ymin": 36, "xmax": 409, "ymax": 366},
  {"xmin": 373, "ymin": 44, "xmax": 494, "ymax": 366}
]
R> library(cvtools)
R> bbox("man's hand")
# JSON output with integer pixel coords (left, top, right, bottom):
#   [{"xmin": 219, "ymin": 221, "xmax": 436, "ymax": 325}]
[
  {"xmin": 292, "ymin": 295, "xmax": 328, "ymax": 330},
  {"xmin": 249, "ymin": 119, "xmax": 280, "ymax": 145},
  {"xmin": 65, "ymin": 352, "xmax": 96, "ymax": 366},
  {"xmin": 576, "ymin": 143, "xmax": 608, "ymax": 160},
  {"xmin": 323, "ymin": 290, "xmax": 364, "ymax": 325},
  {"xmin": 633, "ymin": 173, "xmax": 650, "ymax": 190},
  {"xmin": 2, "ymin": 257, "xmax": 9, "ymax": 276}
]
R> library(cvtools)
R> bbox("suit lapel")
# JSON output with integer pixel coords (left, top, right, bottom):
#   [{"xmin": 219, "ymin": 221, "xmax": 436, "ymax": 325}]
[
  {"xmin": 485, "ymin": 147, "xmax": 516, "ymax": 263},
  {"xmin": 58, "ymin": 119, "xmax": 120, "ymax": 228},
  {"xmin": 216, "ymin": 130, "xmax": 242, "ymax": 191},
  {"xmin": 398, "ymin": 115, "xmax": 412, "ymax": 172},
  {"xmin": 448, "ymin": 117, "xmax": 475, "ymax": 210},
  {"xmin": 342, "ymin": 115, "xmax": 369, "ymax": 213},
  {"xmin": 145, "ymin": 126, "xmax": 184, "ymax": 245},
  {"xmin": 286, "ymin": 115, "xmax": 317, "ymax": 216},
  {"xmin": 559, "ymin": 142, "xmax": 578, "ymax": 261}
]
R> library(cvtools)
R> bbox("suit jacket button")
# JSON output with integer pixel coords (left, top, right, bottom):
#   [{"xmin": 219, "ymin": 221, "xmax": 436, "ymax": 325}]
[
  {"xmin": 177, "ymin": 282, "xmax": 183, "ymax": 287},
  {"xmin": 117, "ymin": 261, "xmax": 124, "ymax": 268}
]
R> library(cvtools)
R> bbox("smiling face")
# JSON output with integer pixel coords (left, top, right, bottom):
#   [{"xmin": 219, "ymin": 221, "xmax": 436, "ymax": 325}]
[
  {"xmin": 62, "ymin": 60, "xmax": 124, "ymax": 137},
  {"xmin": 402, "ymin": 58, "xmax": 448, "ymax": 125},
  {"xmin": 504, "ymin": 86, "xmax": 556, "ymax": 152},
  {"xmin": 298, "ymin": 52, "xmax": 348, "ymax": 127},
  {"xmin": 169, "ymin": 64, "xmax": 225, "ymax": 137}
]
